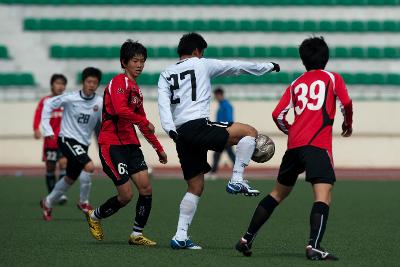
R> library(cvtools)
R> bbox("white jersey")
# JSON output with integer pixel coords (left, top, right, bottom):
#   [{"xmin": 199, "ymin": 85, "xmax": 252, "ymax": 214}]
[
  {"xmin": 42, "ymin": 90, "xmax": 103, "ymax": 146},
  {"xmin": 158, "ymin": 57, "xmax": 275, "ymax": 133}
]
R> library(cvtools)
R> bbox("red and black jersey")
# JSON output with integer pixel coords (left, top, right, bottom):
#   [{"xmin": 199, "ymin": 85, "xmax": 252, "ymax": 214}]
[
  {"xmin": 33, "ymin": 95, "xmax": 63, "ymax": 149},
  {"xmin": 272, "ymin": 69, "xmax": 353, "ymax": 155},
  {"xmin": 98, "ymin": 73, "xmax": 164, "ymax": 153}
]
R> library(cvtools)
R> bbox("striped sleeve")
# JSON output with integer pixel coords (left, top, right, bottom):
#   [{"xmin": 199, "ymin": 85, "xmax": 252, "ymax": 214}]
[{"xmin": 272, "ymin": 85, "xmax": 293, "ymax": 134}]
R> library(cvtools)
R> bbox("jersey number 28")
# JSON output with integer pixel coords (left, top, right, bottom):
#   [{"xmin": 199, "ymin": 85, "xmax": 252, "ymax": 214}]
[
  {"xmin": 167, "ymin": 70, "xmax": 197, "ymax": 104},
  {"xmin": 294, "ymin": 80, "xmax": 326, "ymax": 115}
]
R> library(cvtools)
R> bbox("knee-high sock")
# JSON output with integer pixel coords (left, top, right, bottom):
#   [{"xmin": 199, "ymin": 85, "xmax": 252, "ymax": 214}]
[
  {"xmin": 132, "ymin": 195, "xmax": 152, "ymax": 236},
  {"xmin": 45, "ymin": 172, "xmax": 56, "ymax": 193},
  {"xmin": 58, "ymin": 168, "xmax": 66, "ymax": 181},
  {"xmin": 79, "ymin": 171, "xmax": 92, "ymax": 203},
  {"xmin": 174, "ymin": 192, "xmax": 200, "ymax": 241},
  {"xmin": 45, "ymin": 177, "xmax": 71, "ymax": 208},
  {"xmin": 308, "ymin": 201, "xmax": 330, "ymax": 248},
  {"xmin": 243, "ymin": 194, "xmax": 279, "ymax": 243},
  {"xmin": 232, "ymin": 136, "xmax": 256, "ymax": 182},
  {"xmin": 92, "ymin": 196, "xmax": 123, "ymax": 221}
]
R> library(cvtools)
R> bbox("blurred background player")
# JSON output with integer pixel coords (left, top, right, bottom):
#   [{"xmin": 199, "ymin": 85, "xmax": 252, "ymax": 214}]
[
  {"xmin": 158, "ymin": 32, "xmax": 280, "ymax": 249},
  {"xmin": 85, "ymin": 40, "xmax": 167, "ymax": 246},
  {"xmin": 207, "ymin": 87, "xmax": 235, "ymax": 179},
  {"xmin": 235, "ymin": 37, "xmax": 353, "ymax": 261},
  {"xmin": 33, "ymin": 74, "xmax": 68, "ymax": 204},
  {"xmin": 39, "ymin": 67, "xmax": 103, "ymax": 221}
]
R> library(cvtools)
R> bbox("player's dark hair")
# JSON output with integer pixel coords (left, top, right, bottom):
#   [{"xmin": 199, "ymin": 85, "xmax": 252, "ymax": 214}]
[
  {"xmin": 50, "ymin": 73, "xmax": 67, "ymax": 86},
  {"xmin": 214, "ymin": 87, "xmax": 224, "ymax": 95},
  {"xmin": 177, "ymin": 32, "xmax": 208, "ymax": 57},
  {"xmin": 81, "ymin": 67, "xmax": 102, "ymax": 83},
  {"xmin": 120, "ymin": 39, "xmax": 147, "ymax": 69},
  {"xmin": 299, "ymin": 36, "xmax": 329, "ymax": 71}
]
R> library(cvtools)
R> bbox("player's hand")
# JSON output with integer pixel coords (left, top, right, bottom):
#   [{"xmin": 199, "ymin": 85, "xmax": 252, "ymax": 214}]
[
  {"xmin": 157, "ymin": 151, "xmax": 168, "ymax": 164},
  {"xmin": 271, "ymin": 62, "xmax": 280, "ymax": 72},
  {"xmin": 34, "ymin": 129, "xmax": 41, "ymax": 139},
  {"xmin": 341, "ymin": 122, "xmax": 353, "ymax": 137},
  {"xmin": 147, "ymin": 122, "xmax": 155, "ymax": 134},
  {"xmin": 46, "ymin": 135, "xmax": 55, "ymax": 140},
  {"xmin": 168, "ymin": 130, "xmax": 178, "ymax": 142}
]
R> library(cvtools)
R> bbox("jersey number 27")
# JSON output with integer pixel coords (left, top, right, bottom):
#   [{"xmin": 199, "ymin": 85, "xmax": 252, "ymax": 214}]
[{"xmin": 167, "ymin": 70, "xmax": 197, "ymax": 104}]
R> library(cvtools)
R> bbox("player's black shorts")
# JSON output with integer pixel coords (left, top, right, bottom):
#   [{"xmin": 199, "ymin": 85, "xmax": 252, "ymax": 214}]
[
  {"xmin": 58, "ymin": 137, "xmax": 91, "ymax": 180},
  {"xmin": 99, "ymin": 144, "xmax": 148, "ymax": 186},
  {"xmin": 43, "ymin": 148, "xmax": 63, "ymax": 162},
  {"xmin": 277, "ymin": 145, "xmax": 336, "ymax": 187},
  {"xmin": 176, "ymin": 118, "xmax": 232, "ymax": 180}
]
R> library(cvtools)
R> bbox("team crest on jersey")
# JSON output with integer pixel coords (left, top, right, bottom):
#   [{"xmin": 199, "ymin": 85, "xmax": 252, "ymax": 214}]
[
  {"xmin": 93, "ymin": 105, "xmax": 99, "ymax": 112},
  {"xmin": 117, "ymin": 88, "xmax": 124, "ymax": 94}
]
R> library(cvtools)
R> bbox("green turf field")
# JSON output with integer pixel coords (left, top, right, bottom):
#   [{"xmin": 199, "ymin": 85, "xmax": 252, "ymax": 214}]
[{"xmin": 0, "ymin": 176, "xmax": 398, "ymax": 267}]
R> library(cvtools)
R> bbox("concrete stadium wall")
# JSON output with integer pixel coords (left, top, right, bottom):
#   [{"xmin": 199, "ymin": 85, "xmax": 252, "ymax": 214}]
[{"xmin": 0, "ymin": 100, "xmax": 399, "ymax": 168}]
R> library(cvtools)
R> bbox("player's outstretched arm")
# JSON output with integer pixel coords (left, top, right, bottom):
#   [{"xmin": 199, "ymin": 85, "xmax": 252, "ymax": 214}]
[
  {"xmin": 272, "ymin": 86, "xmax": 293, "ymax": 134},
  {"xmin": 157, "ymin": 74, "xmax": 177, "ymax": 138},
  {"xmin": 203, "ymin": 58, "xmax": 280, "ymax": 78}
]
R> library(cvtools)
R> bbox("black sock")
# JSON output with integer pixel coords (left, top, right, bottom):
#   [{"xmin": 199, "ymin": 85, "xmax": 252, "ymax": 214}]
[
  {"xmin": 133, "ymin": 195, "xmax": 152, "ymax": 234},
  {"xmin": 45, "ymin": 173, "xmax": 56, "ymax": 192},
  {"xmin": 94, "ymin": 196, "xmax": 123, "ymax": 219},
  {"xmin": 308, "ymin": 201, "xmax": 330, "ymax": 248},
  {"xmin": 243, "ymin": 194, "xmax": 279, "ymax": 243}
]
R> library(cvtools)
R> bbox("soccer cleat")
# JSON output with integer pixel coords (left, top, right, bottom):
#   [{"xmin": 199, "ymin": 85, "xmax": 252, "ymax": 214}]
[
  {"xmin": 306, "ymin": 245, "xmax": 339, "ymax": 261},
  {"xmin": 235, "ymin": 238, "xmax": 253, "ymax": 257},
  {"xmin": 77, "ymin": 202, "xmax": 93, "ymax": 214},
  {"xmin": 170, "ymin": 237, "xmax": 202, "ymax": 250},
  {"xmin": 57, "ymin": 195, "xmax": 68, "ymax": 205},
  {"xmin": 226, "ymin": 180, "xmax": 260, "ymax": 196},
  {"xmin": 40, "ymin": 199, "xmax": 52, "ymax": 221},
  {"xmin": 85, "ymin": 210, "xmax": 104, "ymax": 241},
  {"xmin": 128, "ymin": 234, "xmax": 157, "ymax": 246}
]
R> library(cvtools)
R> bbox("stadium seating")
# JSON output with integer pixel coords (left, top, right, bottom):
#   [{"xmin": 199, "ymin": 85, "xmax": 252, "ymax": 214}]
[
  {"xmin": 50, "ymin": 45, "xmax": 400, "ymax": 59},
  {"xmin": 0, "ymin": 45, "xmax": 9, "ymax": 59},
  {"xmin": 92, "ymin": 72, "xmax": 400, "ymax": 86},
  {"xmin": 2, "ymin": 0, "xmax": 400, "ymax": 5},
  {"xmin": 25, "ymin": 18, "xmax": 400, "ymax": 32},
  {"xmin": 0, "ymin": 73, "xmax": 35, "ymax": 86}
]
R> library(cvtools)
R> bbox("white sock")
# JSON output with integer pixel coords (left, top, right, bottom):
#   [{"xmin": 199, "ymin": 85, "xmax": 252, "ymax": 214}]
[
  {"xmin": 79, "ymin": 171, "xmax": 92, "ymax": 204},
  {"xmin": 174, "ymin": 192, "xmax": 200, "ymax": 241},
  {"xmin": 46, "ymin": 177, "xmax": 71, "ymax": 208},
  {"xmin": 232, "ymin": 136, "xmax": 256, "ymax": 182}
]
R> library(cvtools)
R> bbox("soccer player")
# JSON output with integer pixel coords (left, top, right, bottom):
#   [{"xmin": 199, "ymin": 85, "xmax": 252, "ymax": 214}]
[
  {"xmin": 39, "ymin": 67, "xmax": 103, "ymax": 221},
  {"xmin": 235, "ymin": 37, "xmax": 353, "ymax": 261},
  {"xmin": 157, "ymin": 32, "xmax": 280, "ymax": 249},
  {"xmin": 33, "ymin": 74, "xmax": 68, "ymax": 203},
  {"xmin": 209, "ymin": 87, "xmax": 236, "ymax": 178},
  {"xmin": 85, "ymin": 40, "xmax": 167, "ymax": 246}
]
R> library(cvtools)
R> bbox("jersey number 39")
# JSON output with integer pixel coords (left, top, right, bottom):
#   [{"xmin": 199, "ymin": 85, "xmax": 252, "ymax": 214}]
[
  {"xmin": 167, "ymin": 70, "xmax": 197, "ymax": 104},
  {"xmin": 294, "ymin": 80, "xmax": 326, "ymax": 115}
]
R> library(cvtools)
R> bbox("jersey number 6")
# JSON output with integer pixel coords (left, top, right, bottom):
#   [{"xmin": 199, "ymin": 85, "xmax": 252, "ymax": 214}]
[{"xmin": 167, "ymin": 70, "xmax": 197, "ymax": 104}]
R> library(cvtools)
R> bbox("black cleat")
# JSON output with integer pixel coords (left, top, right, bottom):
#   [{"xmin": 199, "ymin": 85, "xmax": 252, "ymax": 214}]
[
  {"xmin": 306, "ymin": 245, "xmax": 339, "ymax": 261},
  {"xmin": 235, "ymin": 238, "xmax": 253, "ymax": 257}
]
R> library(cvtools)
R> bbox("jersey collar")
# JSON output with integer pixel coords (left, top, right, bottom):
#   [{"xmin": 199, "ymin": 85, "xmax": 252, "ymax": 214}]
[{"xmin": 79, "ymin": 90, "xmax": 96, "ymax": 100}]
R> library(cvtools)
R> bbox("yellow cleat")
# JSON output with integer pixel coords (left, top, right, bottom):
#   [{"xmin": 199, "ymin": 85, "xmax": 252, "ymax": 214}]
[
  {"xmin": 85, "ymin": 210, "xmax": 104, "ymax": 241},
  {"xmin": 128, "ymin": 234, "xmax": 157, "ymax": 246}
]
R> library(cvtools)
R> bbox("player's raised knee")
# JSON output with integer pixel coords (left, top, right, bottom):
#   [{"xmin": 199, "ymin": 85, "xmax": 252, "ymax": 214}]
[{"xmin": 83, "ymin": 161, "xmax": 95, "ymax": 173}]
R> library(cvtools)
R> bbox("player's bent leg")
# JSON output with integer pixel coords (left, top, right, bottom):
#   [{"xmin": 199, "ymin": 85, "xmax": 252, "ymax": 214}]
[
  {"xmin": 236, "ymin": 182, "xmax": 293, "ymax": 256},
  {"xmin": 57, "ymin": 157, "xmax": 68, "ymax": 205},
  {"xmin": 129, "ymin": 170, "xmax": 156, "ymax": 246},
  {"xmin": 77, "ymin": 161, "xmax": 95, "ymax": 214},
  {"xmin": 225, "ymin": 123, "xmax": 259, "ymax": 196},
  {"xmin": 86, "ymin": 182, "xmax": 131, "ymax": 241},
  {"xmin": 306, "ymin": 183, "xmax": 337, "ymax": 261},
  {"xmin": 171, "ymin": 174, "xmax": 203, "ymax": 250}
]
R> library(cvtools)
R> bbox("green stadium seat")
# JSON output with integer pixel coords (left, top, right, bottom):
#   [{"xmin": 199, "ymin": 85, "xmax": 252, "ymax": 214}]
[
  {"xmin": 350, "ymin": 47, "xmax": 366, "ymax": 59},
  {"xmin": 0, "ymin": 73, "xmax": 35, "ymax": 86},
  {"xmin": 382, "ymin": 20, "xmax": 398, "ymax": 32},
  {"xmin": 269, "ymin": 46, "xmax": 284, "ymax": 58},
  {"xmin": 350, "ymin": 20, "xmax": 366, "ymax": 32},
  {"xmin": 367, "ymin": 20, "xmax": 382, "ymax": 31},
  {"xmin": 254, "ymin": 46, "xmax": 268, "ymax": 57},
  {"xmin": 334, "ymin": 20, "xmax": 350, "ymax": 32},
  {"xmin": 237, "ymin": 46, "xmax": 253, "ymax": 58},
  {"xmin": 270, "ymin": 20, "xmax": 285, "ymax": 31},
  {"xmin": 286, "ymin": 20, "xmax": 302, "ymax": 31},
  {"xmin": 303, "ymin": 20, "xmax": 318, "ymax": 31},
  {"xmin": 205, "ymin": 47, "xmax": 220, "ymax": 58},
  {"xmin": 319, "ymin": 20, "xmax": 335, "ymax": 32},
  {"xmin": 254, "ymin": 20, "xmax": 269, "ymax": 31},
  {"xmin": 386, "ymin": 74, "xmax": 400, "ymax": 85},
  {"xmin": 285, "ymin": 47, "xmax": 299, "ymax": 58},
  {"xmin": 333, "ymin": 47, "xmax": 349, "ymax": 58},
  {"xmin": 176, "ymin": 20, "xmax": 193, "ymax": 31},
  {"xmin": 208, "ymin": 20, "xmax": 224, "ymax": 31},
  {"xmin": 221, "ymin": 46, "xmax": 236, "ymax": 57},
  {"xmin": 238, "ymin": 20, "xmax": 254, "ymax": 31},
  {"xmin": 0, "ymin": 46, "xmax": 9, "ymax": 58},
  {"xmin": 366, "ymin": 47, "xmax": 382, "ymax": 58},
  {"xmin": 383, "ymin": 47, "xmax": 399, "ymax": 58},
  {"xmin": 192, "ymin": 20, "xmax": 207, "ymax": 31}
]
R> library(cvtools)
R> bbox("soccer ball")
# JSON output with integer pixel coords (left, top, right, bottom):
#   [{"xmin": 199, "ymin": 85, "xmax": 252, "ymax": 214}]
[{"xmin": 251, "ymin": 134, "xmax": 275, "ymax": 163}]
